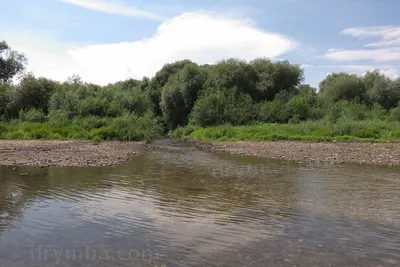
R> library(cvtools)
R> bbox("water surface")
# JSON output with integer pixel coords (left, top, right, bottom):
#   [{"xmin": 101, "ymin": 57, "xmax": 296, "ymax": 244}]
[{"xmin": 0, "ymin": 139, "xmax": 399, "ymax": 266}]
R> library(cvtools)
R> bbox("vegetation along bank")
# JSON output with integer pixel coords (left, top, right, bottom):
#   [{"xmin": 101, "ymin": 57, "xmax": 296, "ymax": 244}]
[{"xmin": 1, "ymin": 40, "xmax": 400, "ymax": 165}]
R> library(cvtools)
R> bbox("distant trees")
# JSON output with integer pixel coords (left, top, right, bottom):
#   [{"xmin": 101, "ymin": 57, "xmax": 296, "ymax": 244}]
[{"xmin": 1, "ymin": 38, "xmax": 400, "ymax": 138}]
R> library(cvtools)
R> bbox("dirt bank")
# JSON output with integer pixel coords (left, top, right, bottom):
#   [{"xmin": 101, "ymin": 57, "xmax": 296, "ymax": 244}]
[
  {"xmin": 187, "ymin": 139, "xmax": 400, "ymax": 166},
  {"xmin": 0, "ymin": 140, "xmax": 149, "ymax": 167}
]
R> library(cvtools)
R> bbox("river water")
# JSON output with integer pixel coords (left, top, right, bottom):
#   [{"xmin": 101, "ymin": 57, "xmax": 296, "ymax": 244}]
[{"xmin": 0, "ymin": 139, "xmax": 399, "ymax": 267}]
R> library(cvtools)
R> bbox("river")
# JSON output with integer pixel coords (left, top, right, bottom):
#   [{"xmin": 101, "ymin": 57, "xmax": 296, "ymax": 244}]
[{"xmin": 0, "ymin": 139, "xmax": 399, "ymax": 266}]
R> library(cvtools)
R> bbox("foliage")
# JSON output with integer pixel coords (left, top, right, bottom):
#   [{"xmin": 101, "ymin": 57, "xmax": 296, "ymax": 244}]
[
  {"xmin": 19, "ymin": 109, "xmax": 47, "ymax": 123},
  {"xmin": 172, "ymin": 120, "xmax": 400, "ymax": 142},
  {"xmin": 12, "ymin": 74, "xmax": 57, "ymax": 114},
  {"xmin": 0, "ymin": 41, "xmax": 27, "ymax": 82},
  {"xmin": 363, "ymin": 70, "xmax": 399, "ymax": 110},
  {"xmin": 1, "ymin": 38, "xmax": 400, "ymax": 141},
  {"xmin": 190, "ymin": 91, "xmax": 255, "ymax": 126},
  {"xmin": 250, "ymin": 58, "xmax": 304, "ymax": 101},
  {"xmin": 319, "ymin": 73, "xmax": 365, "ymax": 102}
]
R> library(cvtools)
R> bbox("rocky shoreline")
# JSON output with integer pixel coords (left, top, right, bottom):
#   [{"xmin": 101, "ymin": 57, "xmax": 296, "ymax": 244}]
[
  {"xmin": 1, "ymin": 139, "xmax": 399, "ymax": 167},
  {"xmin": 0, "ymin": 140, "xmax": 149, "ymax": 167},
  {"xmin": 186, "ymin": 138, "xmax": 400, "ymax": 166}
]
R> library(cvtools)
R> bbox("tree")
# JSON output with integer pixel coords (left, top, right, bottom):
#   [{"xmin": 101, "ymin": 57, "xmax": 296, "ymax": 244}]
[
  {"xmin": 160, "ymin": 87, "xmax": 187, "ymax": 130},
  {"xmin": 298, "ymin": 84, "xmax": 317, "ymax": 96},
  {"xmin": 12, "ymin": 74, "xmax": 58, "ymax": 114},
  {"xmin": 210, "ymin": 58, "xmax": 258, "ymax": 96},
  {"xmin": 364, "ymin": 70, "xmax": 399, "ymax": 110},
  {"xmin": 0, "ymin": 82, "xmax": 12, "ymax": 120},
  {"xmin": 147, "ymin": 60, "xmax": 194, "ymax": 116},
  {"xmin": 159, "ymin": 62, "xmax": 207, "ymax": 130},
  {"xmin": 319, "ymin": 73, "xmax": 365, "ymax": 102},
  {"xmin": 0, "ymin": 41, "xmax": 27, "ymax": 82},
  {"xmin": 250, "ymin": 58, "xmax": 304, "ymax": 101},
  {"xmin": 190, "ymin": 90, "xmax": 254, "ymax": 127}
]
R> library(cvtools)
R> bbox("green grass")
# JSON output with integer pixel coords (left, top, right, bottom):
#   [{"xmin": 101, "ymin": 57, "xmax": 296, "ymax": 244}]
[
  {"xmin": 170, "ymin": 120, "xmax": 400, "ymax": 142},
  {"xmin": 0, "ymin": 114, "xmax": 163, "ymax": 141}
]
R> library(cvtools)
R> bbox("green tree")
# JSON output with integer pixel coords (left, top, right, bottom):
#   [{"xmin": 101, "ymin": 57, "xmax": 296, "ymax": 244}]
[
  {"xmin": 0, "ymin": 41, "xmax": 27, "ymax": 82},
  {"xmin": 210, "ymin": 58, "xmax": 258, "ymax": 96},
  {"xmin": 49, "ymin": 87, "xmax": 81, "ymax": 119},
  {"xmin": 250, "ymin": 58, "xmax": 304, "ymax": 101},
  {"xmin": 257, "ymin": 99, "xmax": 290, "ymax": 123},
  {"xmin": 160, "ymin": 87, "xmax": 187, "ymax": 130},
  {"xmin": 159, "ymin": 63, "xmax": 207, "ymax": 130},
  {"xmin": 0, "ymin": 82, "xmax": 12, "ymax": 120},
  {"xmin": 319, "ymin": 73, "xmax": 365, "ymax": 102},
  {"xmin": 12, "ymin": 74, "xmax": 58, "ymax": 114},
  {"xmin": 364, "ymin": 70, "xmax": 399, "ymax": 110},
  {"xmin": 147, "ymin": 60, "xmax": 194, "ymax": 116},
  {"xmin": 190, "ymin": 91, "xmax": 254, "ymax": 126}
]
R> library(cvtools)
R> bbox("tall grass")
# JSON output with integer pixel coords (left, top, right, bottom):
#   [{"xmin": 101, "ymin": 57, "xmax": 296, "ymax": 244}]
[
  {"xmin": 171, "ymin": 119, "xmax": 400, "ymax": 142},
  {"xmin": 0, "ymin": 113, "xmax": 163, "ymax": 141}
]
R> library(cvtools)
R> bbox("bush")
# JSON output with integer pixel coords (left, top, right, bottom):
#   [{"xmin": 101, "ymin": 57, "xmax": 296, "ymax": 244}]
[
  {"xmin": 19, "ymin": 109, "xmax": 47, "ymax": 123},
  {"xmin": 389, "ymin": 106, "xmax": 400, "ymax": 121},
  {"xmin": 257, "ymin": 100, "xmax": 290, "ymax": 123}
]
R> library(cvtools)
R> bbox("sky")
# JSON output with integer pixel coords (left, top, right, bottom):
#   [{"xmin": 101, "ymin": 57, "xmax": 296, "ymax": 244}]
[{"xmin": 1, "ymin": 0, "xmax": 400, "ymax": 87}]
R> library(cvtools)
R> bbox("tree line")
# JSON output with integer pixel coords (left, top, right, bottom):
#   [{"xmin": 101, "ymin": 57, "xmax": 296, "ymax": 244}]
[{"xmin": 0, "ymin": 40, "xmax": 399, "ymax": 140}]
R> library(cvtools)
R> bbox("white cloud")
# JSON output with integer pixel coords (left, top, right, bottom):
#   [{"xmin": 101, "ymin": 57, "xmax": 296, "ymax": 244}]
[
  {"xmin": 326, "ymin": 25, "xmax": 400, "ymax": 63},
  {"xmin": 342, "ymin": 65, "xmax": 399, "ymax": 79},
  {"xmin": 59, "ymin": 0, "xmax": 164, "ymax": 20},
  {"xmin": 325, "ymin": 48, "xmax": 400, "ymax": 61},
  {"xmin": 302, "ymin": 64, "xmax": 399, "ymax": 82},
  {"xmin": 365, "ymin": 39, "xmax": 400, "ymax": 47},
  {"xmin": 342, "ymin": 26, "xmax": 400, "ymax": 39},
  {"xmin": 339, "ymin": 64, "xmax": 395, "ymax": 71},
  {"xmin": 342, "ymin": 26, "xmax": 400, "ymax": 47},
  {"xmin": 378, "ymin": 68, "xmax": 399, "ymax": 79},
  {"xmin": 302, "ymin": 64, "xmax": 396, "ymax": 71},
  {"xmin": 4, "ymin": 12, "xmax": 296, "ymax": 85}
]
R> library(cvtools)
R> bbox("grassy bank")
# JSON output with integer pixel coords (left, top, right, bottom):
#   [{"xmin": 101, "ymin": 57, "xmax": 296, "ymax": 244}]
[
  {"xmin": 170, "ymin": 120, "xmax": 400, "ymax": 142},
  {"xmin": 0, "ymin": 113, "xmax": 163, "ymax": 141}
]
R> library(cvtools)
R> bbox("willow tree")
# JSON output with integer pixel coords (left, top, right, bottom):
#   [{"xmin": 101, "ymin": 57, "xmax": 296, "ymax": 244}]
[{"xmin": 0, "ymin": 41, "xmax": 27, "ymax": 83}]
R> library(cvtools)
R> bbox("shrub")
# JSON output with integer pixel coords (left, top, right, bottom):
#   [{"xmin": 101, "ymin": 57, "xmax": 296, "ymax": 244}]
[{"xmin": 19, "ymin": 109, "xmax": 47, "ymax": 123}]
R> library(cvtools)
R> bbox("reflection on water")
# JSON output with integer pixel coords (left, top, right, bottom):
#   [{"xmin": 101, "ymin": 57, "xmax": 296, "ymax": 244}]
[{"xmin": 0, "ymin": 139, "xmax": 399, "ymax": 266}]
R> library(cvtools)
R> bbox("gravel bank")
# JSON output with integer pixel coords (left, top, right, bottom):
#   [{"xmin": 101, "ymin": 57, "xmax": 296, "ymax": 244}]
[
  {"xmin": 187, "ymin": 139, "xmax": 400, "ymax": 166},
  {"xmin": 0, "ymin": 140, "xmax": 149, "ymax": 167}
]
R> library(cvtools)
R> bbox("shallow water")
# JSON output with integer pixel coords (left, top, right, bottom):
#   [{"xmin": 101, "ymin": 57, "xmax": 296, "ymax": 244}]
[{"xmin": 0, "ymin": 139, "xmax": 399, "ymax": 267}]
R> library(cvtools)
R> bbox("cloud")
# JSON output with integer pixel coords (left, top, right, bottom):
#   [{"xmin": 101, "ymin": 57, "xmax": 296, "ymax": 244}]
[
  {"xmin": 341, "ymin": 65, "xmax": 399, "ymax": 79},
  {"xmin": 340, "ymin": 64, "xmax": 395, "ymax": 71},
  {"xmin": 326, "ymin": 25, "xmax": 400, "ymax": 63},
  {"xmin": 342, "ymin": 26, "xmax": 400, "ymax": 47},
  {"xmin": 4, "ymin": 12, "xmax": 296, "ymax": 85},
  {"xmin": 302, "ymin": 64, "xmax": 399, "ymax": 81},
  {"xmin": 378, "ymin": 68, "xmax": 399, "ymax": 79},
  {"xmin": 324, "ymin": 48, "xmax": 400, "ymax": 61},
  {"xmin": 59, "ymin": 0, "xmax": 164, "ymax": 20}
]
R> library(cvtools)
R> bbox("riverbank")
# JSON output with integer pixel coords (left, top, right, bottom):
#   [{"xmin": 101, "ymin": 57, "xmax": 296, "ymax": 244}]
[
  {"xmin": 0, "ymin": 140, "xmax": 149, "ymax": 167},
  {"xmin": 187, "ymin": 138, "xmax": 400, "ymax": 166},
  {"xmin": 171, "ymin": 121, "xmax": 400, "ymax": 142}
]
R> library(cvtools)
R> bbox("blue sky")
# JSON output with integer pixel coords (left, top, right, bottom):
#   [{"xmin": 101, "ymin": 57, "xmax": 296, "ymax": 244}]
[{"xmin": 1, "ymin": 0, "xmax": 400, "ymax": 86}]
